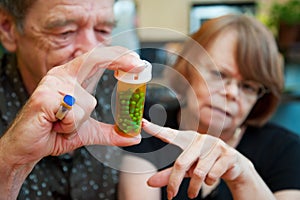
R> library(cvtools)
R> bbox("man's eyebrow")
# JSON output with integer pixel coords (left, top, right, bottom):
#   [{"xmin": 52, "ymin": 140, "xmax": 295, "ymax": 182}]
[
  {"xmin": 99, "ymin": 19, "xmax": 117, "ymax": 28},
  {"xmin": 44, "ymin": 18, "xmax": 76, "ymax": 29},
  {"xmin": 44, "ymin": 19, "xmax": 117, "ymax": 29}
]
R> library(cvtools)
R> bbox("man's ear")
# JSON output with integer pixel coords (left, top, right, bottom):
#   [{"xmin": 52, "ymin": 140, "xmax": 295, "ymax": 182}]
[{"xmin": 0, "ymin": 9, "xmax": 17, "ymax": 52}]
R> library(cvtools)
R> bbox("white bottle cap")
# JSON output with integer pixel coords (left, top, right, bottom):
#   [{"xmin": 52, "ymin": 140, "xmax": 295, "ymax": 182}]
[{"xmin": 114, "ymin": 60, "xmax": 152, "ymax": 84}]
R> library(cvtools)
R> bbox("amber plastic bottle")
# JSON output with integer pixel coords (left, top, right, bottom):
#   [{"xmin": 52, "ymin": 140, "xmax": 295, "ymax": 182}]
[{"xmin": 114, "ymin": 60, "xmax": 152, "ymax": 137}]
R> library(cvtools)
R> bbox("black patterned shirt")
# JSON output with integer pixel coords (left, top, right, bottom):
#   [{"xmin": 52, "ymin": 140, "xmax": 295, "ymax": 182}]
[{"xmin": 0, "ymin": 53, "xmax": 122, "ymax": 200}]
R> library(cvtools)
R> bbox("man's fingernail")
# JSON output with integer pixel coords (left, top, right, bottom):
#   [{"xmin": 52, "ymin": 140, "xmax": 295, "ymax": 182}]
[
  {"xmin": 133, "ymin": 59, "xmax": 146, "ymax": 68},
  {"xmin": 129, "ymin": 51, "xmax": 140, "ymax": 58}
]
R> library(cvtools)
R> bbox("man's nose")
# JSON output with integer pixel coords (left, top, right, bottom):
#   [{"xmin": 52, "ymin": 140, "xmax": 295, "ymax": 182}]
[{"xmin": 73, "ymin": 30, "xmax": 101, "ymax": 57}]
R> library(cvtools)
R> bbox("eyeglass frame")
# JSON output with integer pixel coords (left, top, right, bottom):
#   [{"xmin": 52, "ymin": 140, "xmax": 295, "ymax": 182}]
[{"xmin": 197, "ymin": 66, "xmax": 269, "ymax": 100}]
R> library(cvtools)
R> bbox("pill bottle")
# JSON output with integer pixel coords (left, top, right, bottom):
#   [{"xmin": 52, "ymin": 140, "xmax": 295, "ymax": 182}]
[{"xmin": 114, "ymin": 60, "xmax": 152, "ymax": 137}]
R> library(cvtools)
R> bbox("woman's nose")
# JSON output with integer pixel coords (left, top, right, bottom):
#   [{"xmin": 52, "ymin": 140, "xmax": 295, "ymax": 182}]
[{"xmin": 224, "ymin": 78, "xmax": 240, "ymax": 99}]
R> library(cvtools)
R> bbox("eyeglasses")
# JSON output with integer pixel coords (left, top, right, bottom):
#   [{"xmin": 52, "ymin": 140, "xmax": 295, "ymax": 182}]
[{"xmin": 201, "ymin": 68, "xmax": 268, "ymax": 99}]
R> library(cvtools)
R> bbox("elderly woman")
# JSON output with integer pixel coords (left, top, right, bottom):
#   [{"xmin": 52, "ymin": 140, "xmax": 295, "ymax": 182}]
[{"xmin": 120, "ymin": 14, "xmax": 300, "ymax": 200}]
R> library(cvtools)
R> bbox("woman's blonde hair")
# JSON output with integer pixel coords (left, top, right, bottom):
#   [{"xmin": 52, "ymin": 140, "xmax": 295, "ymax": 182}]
[{"xmin": 171, "ymin": 14, "xmax": 284, "ymax": 127}]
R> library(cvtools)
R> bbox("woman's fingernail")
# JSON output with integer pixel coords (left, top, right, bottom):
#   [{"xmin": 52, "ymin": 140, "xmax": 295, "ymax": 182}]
[
  {"xmin": 167, "ymin": 192, "xmax": 173, "ymax": 200},
  {"xmin": 142, "ymin": 118, "xmax": 149, "ymax": 127}
]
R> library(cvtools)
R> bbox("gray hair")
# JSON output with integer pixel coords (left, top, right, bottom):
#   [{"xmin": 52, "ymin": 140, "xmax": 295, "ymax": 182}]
[{"xmin": 0, "ymin": 0, "xmax": 36, "ymax": 32}]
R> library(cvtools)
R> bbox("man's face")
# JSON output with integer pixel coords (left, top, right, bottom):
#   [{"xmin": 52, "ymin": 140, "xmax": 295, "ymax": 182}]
[{"xmin": 14, "ymin": 0, "xmax": 115, "ymax": 93}]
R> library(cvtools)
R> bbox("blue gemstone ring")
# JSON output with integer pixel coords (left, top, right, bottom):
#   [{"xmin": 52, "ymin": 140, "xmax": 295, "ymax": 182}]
[{"xmin": 55, "ymin": 94, "xmax": 76, "ymax": 120}]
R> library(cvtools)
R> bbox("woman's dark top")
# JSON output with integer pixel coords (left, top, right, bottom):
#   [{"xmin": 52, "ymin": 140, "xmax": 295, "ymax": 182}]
[{"xmin": 124, "ymin": 87, "xmax": 300, "ymax": 200}]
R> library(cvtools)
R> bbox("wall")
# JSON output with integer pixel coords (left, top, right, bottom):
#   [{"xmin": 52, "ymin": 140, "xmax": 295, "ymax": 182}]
[
  {"xmin": 135, "ymin": 0, "xmax": 271, "ymax": 42},
  {"xmin": 135, "ymin": 0, "xmax": 190, "ymax": 41}
]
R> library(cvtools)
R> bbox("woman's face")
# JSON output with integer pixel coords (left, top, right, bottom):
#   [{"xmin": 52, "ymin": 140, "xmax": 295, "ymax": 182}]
[{"xmin": 186, "ymin": 30, "xmax": 258, "ymax": 138}]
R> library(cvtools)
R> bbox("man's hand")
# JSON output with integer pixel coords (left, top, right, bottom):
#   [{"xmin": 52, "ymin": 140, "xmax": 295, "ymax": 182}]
[{"xmin": 0, "ymin": 46, "xmax": 144, "ymax": 199}]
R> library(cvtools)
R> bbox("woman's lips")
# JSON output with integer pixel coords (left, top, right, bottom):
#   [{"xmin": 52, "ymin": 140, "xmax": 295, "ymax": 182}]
[{"xmin": 210, "ymin": 105, "xmax": 233, "ymax": 118}]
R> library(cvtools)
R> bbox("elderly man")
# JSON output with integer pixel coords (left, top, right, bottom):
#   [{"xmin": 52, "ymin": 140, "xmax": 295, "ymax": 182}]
[{"xmin": 0, "ymin": 0, "xmax": 143, "ymax": 199}]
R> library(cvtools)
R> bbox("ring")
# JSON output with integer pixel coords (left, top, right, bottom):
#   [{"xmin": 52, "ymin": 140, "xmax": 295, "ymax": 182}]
[{"xmin": 55, "ymin": 94, "xmax": 76, "ymax": 120}]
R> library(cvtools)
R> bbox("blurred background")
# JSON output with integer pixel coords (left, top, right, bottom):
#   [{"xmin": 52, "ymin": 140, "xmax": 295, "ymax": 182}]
[
  {"xmin": 111, "ymin": 0, "xmax": 300, "ymax": 135},
  {"xmin": 1, "ymin": 0, "xmax": 299, "ymax": 134}
]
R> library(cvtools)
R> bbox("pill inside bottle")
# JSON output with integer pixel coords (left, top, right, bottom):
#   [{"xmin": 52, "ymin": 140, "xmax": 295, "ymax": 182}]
[{"xmin": 114, "ymin": 60, "xmax": 152, "ymax": 137}]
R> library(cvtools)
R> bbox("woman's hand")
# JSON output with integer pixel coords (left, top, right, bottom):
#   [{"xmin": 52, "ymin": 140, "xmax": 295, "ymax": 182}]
[{"xmin": 142, "ymin": 119, "xmax": 275, "ymax": 200}]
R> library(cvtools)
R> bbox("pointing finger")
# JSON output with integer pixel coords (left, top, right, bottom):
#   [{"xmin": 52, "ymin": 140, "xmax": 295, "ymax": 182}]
[{"xmin": 142, "ymin": 118, "xmax": 198, "ymax": 150}]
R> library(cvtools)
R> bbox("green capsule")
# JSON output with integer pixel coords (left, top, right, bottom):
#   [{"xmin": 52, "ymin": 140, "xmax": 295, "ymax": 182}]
[
  {"xmin": 133, "ymin": 93, "xmax": 140, "ymax": 100},
  {"xmin": 120, "ymin": 94, "xmax": 129, "ymax": 100},
  {"xmin": 134, "ymin": 124, "xmax": 141, "ymax": 129},
  {"xmin": 130, "ymin": 100, "xmax": 137, "ymax": 106},
  {"xmin": 133, "ymin": 128, "xmax": 139, "ymax": 133},
  {"xmin": 130, "ymin": 106, "xmax": 135, "ymax": 114},
  {"xmin": 123, "ymin": 129, "xmax": 129, "ymax": 134},
  {"xmin": 119, "ymin": 116, "xmax": 127, "ymax": 121},
  {"xmin": 121, "ymin": 110, "xmax": 128, "ymax": 115},
  {"xmin": 121, "ymin": 105, "xmax": 130, "ymax": 111},
  {"xmin": 125, "ymin": 125, "xmax": 131, "ymax": 130},
  {"xmin": 136, "ymin": 97, "xmax": 145, "ymax": 107},
  {"xmin": 129, "ymin": 120, "xmax": 137, "ymax": 125},
  {"xmin": 120, "ymin": 99, "xmax": 126, "ymax": 105},
  {"xmin": 139, "ymin": 92, "xmax": 145, "ymax": 97}
]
